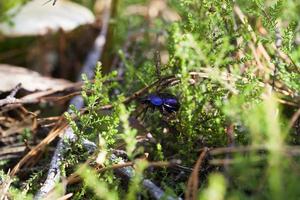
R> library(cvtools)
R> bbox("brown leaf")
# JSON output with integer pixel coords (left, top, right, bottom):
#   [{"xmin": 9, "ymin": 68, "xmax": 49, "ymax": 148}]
[{"xmin": 0, "ymin": 64, "xmax": 73, "ymax": 92}]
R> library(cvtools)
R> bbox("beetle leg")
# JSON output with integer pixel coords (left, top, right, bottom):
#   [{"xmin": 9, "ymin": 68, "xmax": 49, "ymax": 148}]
[{"xmin": 161, "ymin": 105, "xmax": 167, "ymax": 114}]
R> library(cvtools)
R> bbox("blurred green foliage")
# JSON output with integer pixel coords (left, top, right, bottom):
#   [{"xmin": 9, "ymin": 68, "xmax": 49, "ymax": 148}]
[{"xmin": 0, "ymin": 0, "xmax": 28, "ymax": 23}]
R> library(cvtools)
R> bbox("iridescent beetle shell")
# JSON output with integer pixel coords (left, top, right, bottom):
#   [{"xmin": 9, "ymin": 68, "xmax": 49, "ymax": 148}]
[{"xmin": 141, "ymin": 93, "xmax": 180, "ymax": 114}]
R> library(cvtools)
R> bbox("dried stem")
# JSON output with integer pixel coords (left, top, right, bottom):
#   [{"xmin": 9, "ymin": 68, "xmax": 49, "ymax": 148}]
[
  {"xmin": 186, "ymin": 147, "xmax": 209, "ymax": 200},
  {"xmin": 0, "ymin": 83, "xmax": 21, "ymax": 107}
]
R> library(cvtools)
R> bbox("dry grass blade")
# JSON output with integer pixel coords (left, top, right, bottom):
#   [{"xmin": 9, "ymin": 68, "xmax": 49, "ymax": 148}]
[{"xmin": 10, "ymin": 118, "xmax": 67, "ymax": 176}]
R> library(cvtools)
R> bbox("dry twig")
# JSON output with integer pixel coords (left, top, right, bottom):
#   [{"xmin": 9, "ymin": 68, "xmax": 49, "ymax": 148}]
[
  {"xmin": 0, "ymin": 83, "xmax": 21, "ymax": 107},
  {"xmin": 289, "ymin": 108, "xmax": 300, "ymax": 130},
  {"xmin": 186, "ymin": 147, "xmax": 209, "ymax": 200}
]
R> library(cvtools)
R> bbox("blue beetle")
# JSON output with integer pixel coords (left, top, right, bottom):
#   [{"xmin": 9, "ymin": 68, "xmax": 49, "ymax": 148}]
[{"xmin": 141, "ymin": 93, "xmax": 180, "ymax": 114}]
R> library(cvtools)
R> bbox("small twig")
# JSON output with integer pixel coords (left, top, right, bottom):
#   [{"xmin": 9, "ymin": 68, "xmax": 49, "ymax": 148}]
[
  {"xmin": 289, "ymin": 108, "xmax": 300, "ymax": 130},
  {"xmin": 42, "ymin": 91, "xmax": 81, "ymax": 102},
  {"xmin": 0, "ymin": 83, "xmax": 22, "ymax": 107},
  {"xmin": 9, "ymin": 83, "xmax": 22, "ymax": 98},
  {"xmin": 37, "ymin": 116, "xmax": 61, "ymax": 123},
  {"xmin": 186, "ymin": 147, "xmax": 209, "ymax": 200}
]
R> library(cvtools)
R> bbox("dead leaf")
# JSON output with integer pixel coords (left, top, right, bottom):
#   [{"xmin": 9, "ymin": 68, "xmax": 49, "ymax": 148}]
[{"xmin": 0, "ymin": 64, "xmax": 73, "ymax": 92}]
